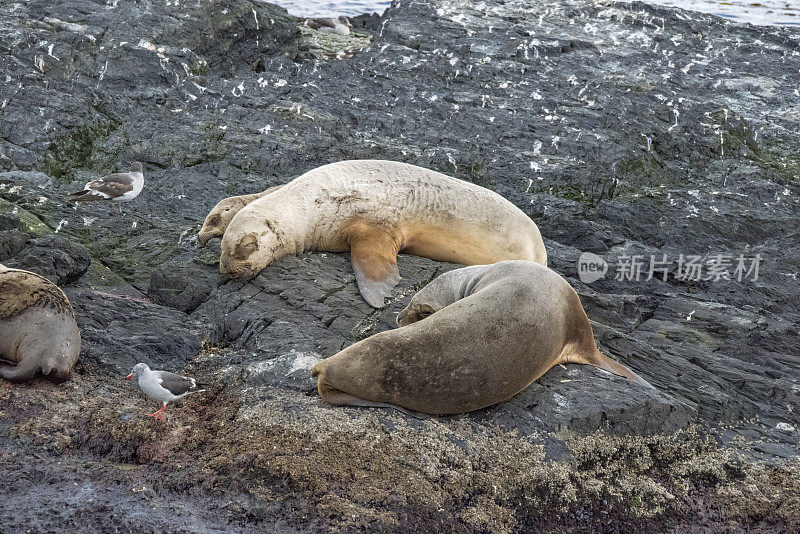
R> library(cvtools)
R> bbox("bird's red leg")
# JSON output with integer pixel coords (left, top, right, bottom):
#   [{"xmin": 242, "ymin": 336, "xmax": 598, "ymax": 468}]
[{"xmin": 144, "ymin": 402, "xmax": 166, "ymax": 419}]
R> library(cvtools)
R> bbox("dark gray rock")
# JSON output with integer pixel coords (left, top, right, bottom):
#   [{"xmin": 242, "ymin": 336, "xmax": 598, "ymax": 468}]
[
  {"xmin": 0, "ymin": 213, "xmax": 24, "ymax": 232},
  {"xmin": 5, "ymin": 235, "xmax": 90, "ymax": 285},
  {"xmin": 148, "ymin": 252, "xmax": 219, "ymax": 313},
  {"xmin": 0, "ymin": 170, "xmax": 53, "ymax": 188},
  {"xmin": 65, "ymin": 287, "xmax": 207, "ymax": 377},
  {"xmin": 0, "ymin": 230, "xmax": 28, "ymax": 260}
]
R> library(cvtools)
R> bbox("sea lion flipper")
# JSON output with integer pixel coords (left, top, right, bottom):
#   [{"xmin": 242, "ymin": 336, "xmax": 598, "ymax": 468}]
[
  {"xmin": 587, "ymin": 350, "xmax": 654, "ymax": 389},
  {"xmin": 352, "ymin": 260, "xmax": 401, "ymax": 308},
  {"xmin": 0, "ymin": 359, "xmax": 38, "ymax": 382},
  {"xmin": 314, "ymin": 365, "xmax": 424, "ymax": 418},
  {"xmin": 348, "ymin": 227, "xmax": 402, "ymax": 308}
]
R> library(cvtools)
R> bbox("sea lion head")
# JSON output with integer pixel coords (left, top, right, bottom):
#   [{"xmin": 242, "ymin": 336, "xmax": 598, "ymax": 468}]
[
  {"xmin": 397, "ymin": 265, "xmax": 489, "ymax": 326},
  {"xmin": 220, "ymin": 194, "xmax": 294, "ymax": 279},
  {"xmin": 40, "ymin": 330, "xmax": 80, "ymax": 384},
  {"xmin": 396, "ymin": 279, "xmax": 454, "ymax": 326},
  {"xmin": 396, "ymin": 301, "xmax": 438, "ymax": 326},
  {"xmin": 198, "ymin": 196, "xmax": 250, "ymax": 247},
  {"xmin": 220, "ymin": 219, "xmax": 287, "ymax": 280}
]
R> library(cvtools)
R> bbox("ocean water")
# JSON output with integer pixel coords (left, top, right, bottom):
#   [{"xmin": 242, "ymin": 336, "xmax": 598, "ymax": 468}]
[{"xmin": 269, "ymin": 0, "xmax": 800, "ymax": 26}]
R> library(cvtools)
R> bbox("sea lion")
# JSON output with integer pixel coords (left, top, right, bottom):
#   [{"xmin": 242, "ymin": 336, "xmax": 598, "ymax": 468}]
[
  {"xmin": 198, "ymin": 185, "xmax": 282, "ymax": 247},
  {"xmin": 0, "ymin": 264, "xmax": 81, "ymax": 383},
  {"xmin": 312, "ymin": 261, "xmax": 650, "ymax": 415},
  {"xmin": 220, "ymin": 160, "xmax": 547, "ymax": 307}
]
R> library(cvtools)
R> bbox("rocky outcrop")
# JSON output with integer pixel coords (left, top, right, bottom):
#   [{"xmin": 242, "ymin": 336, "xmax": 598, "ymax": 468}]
[{"xmin": 0, "ymin": 0, "xmax": 798, "ymax": 531}]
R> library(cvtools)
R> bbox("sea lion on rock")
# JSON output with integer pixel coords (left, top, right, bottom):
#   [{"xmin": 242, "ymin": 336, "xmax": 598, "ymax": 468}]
[
  {"xmin": 0, "ymin": 264, "xmax": 81, "ymax": 383},
  {"xmin": 220, "ymin": 160, "xmax": 547, "ymax": 307},
  {"xmin": 198, "ymin": 185, "xmax": 282, "ymax": 247},
  {"xmin": 312, "ymin": 261, "xmax": 650, "ymax": 415}
]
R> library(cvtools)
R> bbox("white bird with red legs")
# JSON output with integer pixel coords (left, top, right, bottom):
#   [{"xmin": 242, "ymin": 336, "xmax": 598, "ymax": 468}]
[{"xmin": 126, "ymin": 363, "xmax": 204, "ymax": 421}]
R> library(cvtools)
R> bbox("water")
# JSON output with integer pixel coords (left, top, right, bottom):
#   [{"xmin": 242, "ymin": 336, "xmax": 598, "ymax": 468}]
[
  {"xmin": 269, "ymin": 0, "xmax": 800, "ymax": 26},
  {"xmin": 651, "ymin": 0, "xmax": 800, "ymax": 26},
  {"xmin": 270, "ymin": 0, "xmax": 390, "ymax": 18}
]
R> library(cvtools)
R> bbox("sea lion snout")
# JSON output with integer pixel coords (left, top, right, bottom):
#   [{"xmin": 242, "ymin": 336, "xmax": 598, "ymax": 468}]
[
  {"xmin": 220, "ymin": 233, "xmax": 261, "ymax": 278},
  {"xmin": 219, "ymin": 256, "xmax": 256, "ymax": 279},
  {"xmin": 44, "ymin": 368, "xmax": 72, "ymax": 384},
  {"xmin": 198, "ymin": 214, "xmax": 222, "ymax": 247}
]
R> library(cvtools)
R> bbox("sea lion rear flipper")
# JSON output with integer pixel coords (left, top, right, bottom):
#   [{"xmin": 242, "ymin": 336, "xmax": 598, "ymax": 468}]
[
  {"xmin": 348, "ymin": 227, "xmax": 402, "ymax": 308},
  {"xmin": 589, "ymin": 350, "xmax": 654, "ymax": 388}
]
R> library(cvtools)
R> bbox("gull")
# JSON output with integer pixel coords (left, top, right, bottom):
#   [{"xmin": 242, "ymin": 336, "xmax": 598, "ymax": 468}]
[{"xmin": 126, "ymin": 363, "xmax": 204, "ymax": 421}]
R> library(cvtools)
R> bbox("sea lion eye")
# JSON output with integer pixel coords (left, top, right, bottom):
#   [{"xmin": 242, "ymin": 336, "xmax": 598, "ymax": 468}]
[
  {"xmin": 416, "ymin": 305, "xmax": 435, "ymax": 320},
  {"xmin": 233, "ymin": 235, "xmax": 258, "ymax": 259}
]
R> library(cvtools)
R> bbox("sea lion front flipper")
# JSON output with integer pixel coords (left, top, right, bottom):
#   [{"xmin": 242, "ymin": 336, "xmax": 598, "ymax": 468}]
[
  {"xmin": 313, "ymin": 370, "xmax": 425, "ymax": 419},
  {"xmin": 348, "ymin": 225, "xmax": 402, "ymax": 308},
  {"xmin": 351, "ymin": 259, "xmax": 401, "ymax": 308},
  {"xmin": 0, "ymin": 359, "xmax": 38, "ymax": 383}
]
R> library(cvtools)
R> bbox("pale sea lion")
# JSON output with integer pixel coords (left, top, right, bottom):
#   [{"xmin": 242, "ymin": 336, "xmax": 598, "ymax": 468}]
[
  {"xmin": 0, "ymin": 264, "xmax": 81, "ymax": 383},
  {"xmin": 220, "ymin": 160, "xmax": 547, "ymax": 307},
  {"xmin": 198, "ymin": 185, "xmax": 283, "ymax": 247},
  {"xmin": 312, "ymin": 261, "xmax": 650, "ymax": 415}
]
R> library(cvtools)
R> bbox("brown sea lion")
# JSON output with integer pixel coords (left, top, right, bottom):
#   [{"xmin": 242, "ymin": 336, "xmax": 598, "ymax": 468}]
[
  {"xmin": 0, "ymin": 264, "xmax": 81, "ymax": 383},
  {"xmin": 197, "ymin": 185, "xmax": 283, "ymax": 247},
  {"xmin": 219, "ymin": 160, "xmax": 547, "ymax": 307},
  {"xmin": 312, "ymin": 261, "xmax": 650, "ymax": 415}
]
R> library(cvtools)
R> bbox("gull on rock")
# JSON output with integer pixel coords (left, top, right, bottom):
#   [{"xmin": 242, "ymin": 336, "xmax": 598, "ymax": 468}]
[
  {"xmin": 68, "ymin": 162, "xmax": 144, "ymax": 213},
  {"xmin": 126, "ymin": 363, "xmax": 204, "ymax": 421},
  {"xmin": 303, "ymin": 15, "xmax": 353, "ymax": 36}
]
